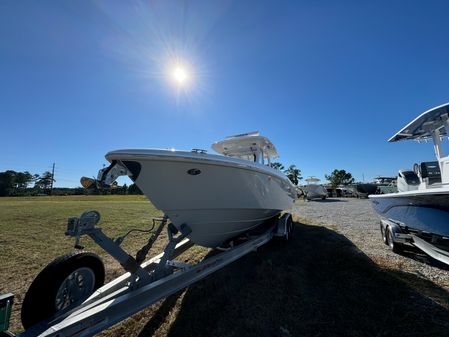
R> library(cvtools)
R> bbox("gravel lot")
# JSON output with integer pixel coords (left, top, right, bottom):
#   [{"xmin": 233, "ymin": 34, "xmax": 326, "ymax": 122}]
[{"xmin": 292, "ymin": 198, "xmax": 449, "ymax": 289}]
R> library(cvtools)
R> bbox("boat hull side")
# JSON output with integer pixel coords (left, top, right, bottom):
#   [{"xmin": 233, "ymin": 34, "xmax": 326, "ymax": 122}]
[
  {"xmin": 304, "ymin": 184, "xmax": 327, "ymax": 200},
  {"xmin": 370, "ymin": 193, "xmax": 449, "ymax": 237},
  {"xmin": 122, "ymin": 157, "xmax": 295, "ymax": 247}
]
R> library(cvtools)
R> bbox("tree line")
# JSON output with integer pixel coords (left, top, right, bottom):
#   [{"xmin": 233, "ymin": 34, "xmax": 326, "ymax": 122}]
[
  {"xmin": 0, "ymin": 170, "xmax": 54, "ymax": 196},
  {"xmin": 0, "ymin": 170, "xmax": 143, "ymax": 197},
  {"xmin": 0, "ymin": 167, "xmax": 356, "ymax": 197}
]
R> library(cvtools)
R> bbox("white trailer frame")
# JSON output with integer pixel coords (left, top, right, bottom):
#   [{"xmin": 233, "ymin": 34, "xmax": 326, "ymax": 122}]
[
  {"xmin": 380, "ymin": 218, "xmax": 449, "ymax": 265},
  {"xmin": 14, "ymin": 211, "xmax": 292, "ymax": 337}
]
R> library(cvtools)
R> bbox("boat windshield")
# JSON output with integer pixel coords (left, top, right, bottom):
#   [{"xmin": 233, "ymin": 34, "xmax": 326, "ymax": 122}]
[{"xmin": 228, "ymin": 153, "xmax": 257, "ymax": 162}]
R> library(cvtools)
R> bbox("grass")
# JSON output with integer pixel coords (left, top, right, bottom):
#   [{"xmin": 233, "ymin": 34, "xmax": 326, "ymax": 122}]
[
  {"xmin": 0, "ymin": 195, "xmax": 209, "ymax": 334},
  {"xmin": 1, "ymin": 196, "xmax": 449, "ymax": 336}
]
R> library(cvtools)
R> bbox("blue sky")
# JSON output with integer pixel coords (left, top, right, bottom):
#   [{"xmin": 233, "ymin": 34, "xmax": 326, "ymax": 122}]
[{"xmin": 2, "ymin": 0, "xmax": 449, "ymax": 187}]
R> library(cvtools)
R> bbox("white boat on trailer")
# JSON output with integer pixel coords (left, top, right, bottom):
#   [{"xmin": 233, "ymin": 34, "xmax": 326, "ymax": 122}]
[
  {"xmin": 369, "ymin": 103, "xmax": 449, "ymax": 264},
  {"xmin": 96, "ymin": 131, "xmax": 296, "ymax": 248},
  {"xmin": 303, "ymin": 177, "xmax": 328, "ymax": 200},
  {"xmin": 0, "ymin": 132, "xmax": 296, "ymax": 337}
]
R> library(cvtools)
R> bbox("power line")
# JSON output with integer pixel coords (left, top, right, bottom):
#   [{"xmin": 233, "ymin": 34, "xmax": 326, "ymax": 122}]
[{"xmin": 50, "ymin": 163, "xmax": 55, "ymax": 195}]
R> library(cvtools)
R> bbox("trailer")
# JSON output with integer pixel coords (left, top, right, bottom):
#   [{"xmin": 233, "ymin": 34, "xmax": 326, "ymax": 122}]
[
  {"xmin": 0, "ymin": 210, "xmax": 293, "ymax": 337},
  {"xmin": 379, "ymin": 218, "xmax": 449, "ymax": 265}
]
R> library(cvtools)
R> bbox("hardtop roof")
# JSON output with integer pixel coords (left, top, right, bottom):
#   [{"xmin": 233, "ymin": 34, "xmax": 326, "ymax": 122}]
[
  {"xmin": 211, "ymin": 132, "xmax": 279, "ymax": 159},
  {"xmin": 389, "ymin": 102, "xmax": 449, "ymax": 142}
]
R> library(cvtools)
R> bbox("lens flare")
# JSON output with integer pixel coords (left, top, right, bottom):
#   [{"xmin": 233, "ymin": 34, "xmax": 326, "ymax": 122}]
[{"xmin": 171, "ymin": 65, "xmax": 189, "ymax": 86}]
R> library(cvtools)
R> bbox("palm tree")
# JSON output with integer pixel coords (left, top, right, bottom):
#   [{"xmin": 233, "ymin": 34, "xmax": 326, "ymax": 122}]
[
  {"xmin": 284, "ymin": 165, "xmax": 302, "ymax": 185},
  {"xmin": 269, "ymin": 162, "xmax": 285, "ymax": 170}
]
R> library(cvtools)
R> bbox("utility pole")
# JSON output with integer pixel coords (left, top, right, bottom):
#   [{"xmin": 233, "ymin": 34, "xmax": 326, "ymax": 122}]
[{"xmin": 50, "ymin": 163, "xmax": 55, "ymax": 195}]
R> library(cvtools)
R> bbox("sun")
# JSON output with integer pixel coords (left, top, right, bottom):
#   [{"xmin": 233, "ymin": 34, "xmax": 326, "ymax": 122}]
[
  {"xmin": 173, "ymin": 66, "xmax": 188, "ymax": 84},
  {"xmin": 170, "ymin": 64, "xmax": 190, "ymax": 87},
  {"xmin": 164, "ymin": 57, "xmax": 199, "ymax": 98}
]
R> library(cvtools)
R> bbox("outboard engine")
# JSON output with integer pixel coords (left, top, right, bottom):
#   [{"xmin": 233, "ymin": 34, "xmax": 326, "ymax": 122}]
[
  {"xmin": 416, "ymin": 161, "xmax": 441, "ymax": 186},
  {"xmin": 397, "ymin": 169, "xmax": 420, "ymax": 192}
]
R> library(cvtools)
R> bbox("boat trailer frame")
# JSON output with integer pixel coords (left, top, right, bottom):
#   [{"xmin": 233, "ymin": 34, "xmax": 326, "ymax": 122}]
[
  {"xmin": 380, "ymin": 218, "xmax": 449, "ymax": 265},
  {"xmin": 4, "ymin": 211, "xmax": 292, "ymax": 337}
]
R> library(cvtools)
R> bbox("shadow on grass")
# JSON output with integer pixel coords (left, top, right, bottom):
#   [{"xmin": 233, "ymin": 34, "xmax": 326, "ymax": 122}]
[{"xmin": 138, "ymin": 222, "xmax": 449, "ymax": 337}]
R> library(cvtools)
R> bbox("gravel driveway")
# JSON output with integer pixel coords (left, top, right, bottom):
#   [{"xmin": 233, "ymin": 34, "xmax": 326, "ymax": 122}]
[{"xmin": 292, "ymin": 198, "xmax": 449, "ymax": 288}]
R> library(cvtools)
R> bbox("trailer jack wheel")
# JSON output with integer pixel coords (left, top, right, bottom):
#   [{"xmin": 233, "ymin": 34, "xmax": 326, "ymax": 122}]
[{"xmin": 21, "ymin": 251, "xmax": 105, "ymax": 330}]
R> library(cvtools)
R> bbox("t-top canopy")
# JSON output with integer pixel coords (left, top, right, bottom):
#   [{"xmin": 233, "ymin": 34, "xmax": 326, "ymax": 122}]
[
  {"xmin": 305, "ymin": 177, "xmax": 320, "ymax": 183},
  {"xmin": 211, "ymin": 131, "xmax": 279, "ymax": 159},
  {"xmin": 389, "ymin": 102, "xmax": 449, "ymax": 142}
]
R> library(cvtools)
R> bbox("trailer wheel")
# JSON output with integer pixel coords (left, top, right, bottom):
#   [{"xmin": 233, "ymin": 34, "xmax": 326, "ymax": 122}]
[
  {"xmin": 21, "ymin": 251, "xmax": 105, "ymax": 329},
  {"xmin": 386, "ymin": 226, "xmax": 403, "ymax": 254},
  {"xmin": 285, "ymin": 216, "xmax": 293, "ymax": 240},
  {"xmin": 289, "ymin": 216, "xmax": 294, "ymax": 238},
  {"xmin": 380, "ymin": 222, "xmax": 388, "ymax": 245}
]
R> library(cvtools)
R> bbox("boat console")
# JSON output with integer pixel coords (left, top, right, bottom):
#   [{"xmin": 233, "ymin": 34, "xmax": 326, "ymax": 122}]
[
  {"xmin": 414, "ymin": 161, "xmax": 441, "ymax": 186},
  {"xmin": 397, "ymin": 161, "xmax": 442, "ymax": 192}
]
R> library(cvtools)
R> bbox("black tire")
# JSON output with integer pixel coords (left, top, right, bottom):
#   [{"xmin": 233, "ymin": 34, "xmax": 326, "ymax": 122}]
[
  {"xmin": 386, "ymin": 226, "xmax": 403, "ymax": 254},
  {"xmin": 283, "ymin": 215, "xmax": 293, "ymax": 241},
  {"xmin": 283, "ymin": 222, "xmax": 289, "ymax": 241},
  {"xmin": 380, "ymin": 222, "xmax": 388, "ymax": 245},
  {"xmin": 277, "ymin": 215, "xmax": 292, "ymax": 241},
  {"xmin": 21, "ymin": 251, "xmax": 105, "ymax": 330},
  {"xmin": 288, "ymin": 216, "xmax": 293, "ymax": 239}
]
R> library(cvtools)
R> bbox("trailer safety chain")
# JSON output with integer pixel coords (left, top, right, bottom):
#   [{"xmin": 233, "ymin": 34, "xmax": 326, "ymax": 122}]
[{"xmin": 135, "ymin": 217, "xmax": 168, "ymax": 265}]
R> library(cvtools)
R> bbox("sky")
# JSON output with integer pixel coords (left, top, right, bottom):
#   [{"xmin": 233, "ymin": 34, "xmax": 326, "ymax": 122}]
[{"xmin": 2, "ymin": 0, "xmax": 449, "ymax": 187}]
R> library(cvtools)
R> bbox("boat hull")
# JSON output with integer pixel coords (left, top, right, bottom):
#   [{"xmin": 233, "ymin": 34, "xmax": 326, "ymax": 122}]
[
  {"xmin": 353, "ymin": 183, "xmax": 378, "ymax": 198},
  {"xmin": 304, "ymin": 184, "xmax": 328, "ymax": 200},
  {"xmin": 369, "ymin": 189, "xmax": 449, "ymax": 237},
  {"xmin": 107, "ymin": 150, "xmax": 296, "ymax": 247}
]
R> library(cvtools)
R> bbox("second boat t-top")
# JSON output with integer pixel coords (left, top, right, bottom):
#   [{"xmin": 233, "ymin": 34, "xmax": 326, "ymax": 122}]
[{"xmin": 370, "ymin": 102, "xmax": 449, "ymax": 261}]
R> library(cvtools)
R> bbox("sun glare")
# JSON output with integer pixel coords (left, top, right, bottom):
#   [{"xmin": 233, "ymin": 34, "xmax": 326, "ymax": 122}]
[
  {"xmin": 173, "ymin": 66, "xmax": 188, "ymax": 84},
  {"xmin": 170, "ymin": 63, "xmax": 191, "ymax": 87}
]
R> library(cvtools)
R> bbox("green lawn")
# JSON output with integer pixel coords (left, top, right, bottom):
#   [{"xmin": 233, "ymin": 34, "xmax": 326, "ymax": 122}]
[{"xmin": 0, "ymin": 195, "xmax": 204, "ymax": 334}]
